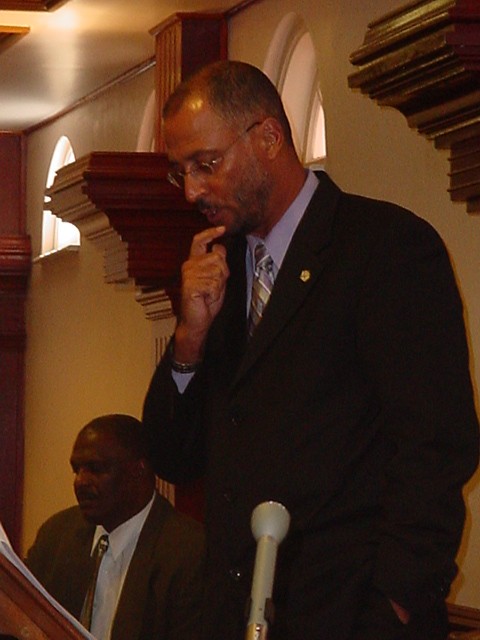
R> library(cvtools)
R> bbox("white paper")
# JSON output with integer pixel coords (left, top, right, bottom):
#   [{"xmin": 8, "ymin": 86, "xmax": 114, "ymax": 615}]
[{"xmin": 0, "ymin": 521, "xmax": 96, "ymax": 639}]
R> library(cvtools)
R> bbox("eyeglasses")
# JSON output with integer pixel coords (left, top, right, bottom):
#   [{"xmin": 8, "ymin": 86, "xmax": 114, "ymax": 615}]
[{"xmin": 167, "ymin": 120, "xmax": 262, "ymax": 189}]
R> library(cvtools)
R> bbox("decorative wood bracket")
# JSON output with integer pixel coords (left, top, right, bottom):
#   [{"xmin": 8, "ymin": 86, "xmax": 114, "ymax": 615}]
[
  {"xmin": 46, "ymin": 11, "xmax": 227, "ymax": 317},
  {"xmin": 348, "ymin": 0, "xmax": 480, "ymax": 213},
  {"xmin": 46, "ymin": 152, "xmax": 207, "ymax": 310}
]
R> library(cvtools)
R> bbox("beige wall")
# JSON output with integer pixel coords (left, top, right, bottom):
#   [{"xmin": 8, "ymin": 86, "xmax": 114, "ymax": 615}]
[
  {"xmin": 23, "ymin": 69, "xmax": 155, "ymax": 549},
  {"xmin": 23, "ymin": 0, "xmax": 480, "ymax": 610}
]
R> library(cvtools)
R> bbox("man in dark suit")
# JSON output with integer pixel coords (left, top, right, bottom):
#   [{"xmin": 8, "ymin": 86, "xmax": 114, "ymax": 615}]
[
  {"xmin": 142, "ymin": 61, "xmax": 479, "ymax": 640},
  {"xmin": 25, "ymin": 414, "xmax": 205, "ymax": 640}
]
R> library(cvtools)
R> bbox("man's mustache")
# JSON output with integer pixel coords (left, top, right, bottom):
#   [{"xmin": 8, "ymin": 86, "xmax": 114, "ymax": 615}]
[{"xmin": 75, "ymin": 489, "xmax": 99, "ymax": 501}]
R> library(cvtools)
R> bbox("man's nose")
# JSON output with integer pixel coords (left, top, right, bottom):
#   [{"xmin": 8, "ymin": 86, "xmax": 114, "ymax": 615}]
[
  {"xmin": 184, "ymin": 173, "xmax": 208, "ymax": 203},
  {"xmin": 74, "ymin": 467, "xmax": 90, "ymax": 487}
]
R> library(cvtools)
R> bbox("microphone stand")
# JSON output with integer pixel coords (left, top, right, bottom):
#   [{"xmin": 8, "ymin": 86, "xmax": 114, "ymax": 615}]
[{"xmin": 245, "ymin": 502, "xmax": 290, "ymax": 640}]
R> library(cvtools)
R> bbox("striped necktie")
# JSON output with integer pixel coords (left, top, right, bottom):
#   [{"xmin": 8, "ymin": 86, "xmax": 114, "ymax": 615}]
[
  {"xmin": 248, "ymin": 242, "xmax": 275, "ymax": 337},
  {"xmin": 79, "ymin": 534, "xmax": 109, "ymax": 631}
]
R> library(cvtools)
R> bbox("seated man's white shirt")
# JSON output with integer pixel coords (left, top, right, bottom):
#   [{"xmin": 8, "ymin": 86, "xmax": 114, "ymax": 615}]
[{"xmin": 89, "ymin": 493, "xmax": 155, "ymax": 640}]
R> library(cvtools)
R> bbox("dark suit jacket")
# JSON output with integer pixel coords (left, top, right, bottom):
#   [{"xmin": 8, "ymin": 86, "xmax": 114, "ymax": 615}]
[
  {"xmin": 143, "ymin": 172, "xmax": 479, "ymax": 640},
  {"xmin": 25, "ymin": 494, "xmax": 205, "ymax": 640}
]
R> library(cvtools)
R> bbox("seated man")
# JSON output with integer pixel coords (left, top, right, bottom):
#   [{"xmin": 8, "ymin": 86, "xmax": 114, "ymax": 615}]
[{"xmin": 25, "ymin": 414, "xmax": 205, "ymax": 640}]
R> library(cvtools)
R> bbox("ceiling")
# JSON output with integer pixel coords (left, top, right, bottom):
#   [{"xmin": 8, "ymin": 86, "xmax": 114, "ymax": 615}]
[{"xmin": 0, "ymin": 0, "xmax": 241, "ymax": 132}]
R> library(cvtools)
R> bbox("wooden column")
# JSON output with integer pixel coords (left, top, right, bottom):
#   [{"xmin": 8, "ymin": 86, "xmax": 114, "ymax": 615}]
[
  {"xmin": 150, "ymin": 12, "xmax": 228, "ymax": 151},
  {"xmin": 0, "ymin": 133, "xmax": 31, "ymax": 551}
]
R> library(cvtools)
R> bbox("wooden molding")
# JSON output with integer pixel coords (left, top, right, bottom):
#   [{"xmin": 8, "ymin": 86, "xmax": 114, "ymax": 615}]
[
  {"xmin": 135, "ymin": 289, "xmax": 173, "ymax": 323},
  {"xmin": 0, "ymin": 235, "xmax": 31, "ymax": 296},
  {"xmin": 348, "ymin": 0, "xmax": 480, "ymax": 213},
  {"xmin": 0, "ymin": 235, "xmax": 30, "ymax": 552},
  {"xmin": 0, "ymin": 26, "xmax": 29, "ymax": 55},
  {"xmin": 0, "ymin": 0, "xmax": 67, "ymax": 10},
  {"xmin": 448, "ymin": 601, "xmax": 480, "ymax": 633},
  {"xmin": 46, "ymin": 152, "xmax": 207, "ymax": 302},
  {"xmin": 46, "ymin": 11, "xmax": 226, "ymax": 315}
]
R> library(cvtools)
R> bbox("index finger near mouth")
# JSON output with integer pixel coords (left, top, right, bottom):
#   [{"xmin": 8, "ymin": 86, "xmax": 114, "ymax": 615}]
[{"xmin": 190, "ymin": 226, "xmax": 226, "ymax": 257}]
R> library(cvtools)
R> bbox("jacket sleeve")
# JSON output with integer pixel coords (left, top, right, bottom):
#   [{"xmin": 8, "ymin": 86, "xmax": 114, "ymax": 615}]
[
  {"xmin": 24, "ymin": 513, "xmax": 59, "ymax": 581},
  {"xmin": 142, "ymin": 343, "xmax": 208, "ymax": 484},
  {"xmin": 356, "ymin": 207, "xmax": 479, "ymax": 612}
]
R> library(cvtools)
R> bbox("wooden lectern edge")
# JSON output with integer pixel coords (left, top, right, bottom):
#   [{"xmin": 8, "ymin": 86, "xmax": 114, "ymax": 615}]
[{"xmin": 0, "ymin": 553, "xmax": 90, "ymax": 639}]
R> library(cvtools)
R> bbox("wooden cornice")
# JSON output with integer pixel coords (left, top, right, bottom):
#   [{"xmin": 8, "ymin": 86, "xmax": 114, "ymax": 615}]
[
  {"xmin": 0, "ymin": 26, "xmax": 29, "ymax": 55},
  {"xmin": 46, "ymin": 152, "xmax": 207, "ymax": 303},
  {"xmin": 46, "ymin": 11, "xmax": 226, "ymax": 318},
  {"xmin": 0, "ymin": 0, "xmax": 66, "ymax": 10},
  {"xmin": 348, "ymin": 0, "xmax": 480, "ymax": 213}
]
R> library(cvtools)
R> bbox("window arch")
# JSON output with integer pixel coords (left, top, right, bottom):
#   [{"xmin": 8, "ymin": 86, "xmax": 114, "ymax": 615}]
[
  {"xmin": 40, "ymin": 136, "xmax": 80, "ymax": 257},
  {"xmin": 263, "ymin": 13, "xmax": 326, "ymax": 167},
  {"xmin": 136, "ymin": 89, "xmax": 156, "ymax": 152}
]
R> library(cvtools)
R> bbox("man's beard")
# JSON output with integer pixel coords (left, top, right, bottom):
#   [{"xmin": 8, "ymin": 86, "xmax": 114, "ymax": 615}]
[
  {"xmin": 228, "ymin": 157, "xmax": 273, "ymax": 236},
  {"xmin": 234, "ymin": 179, "xmax": 271, "ymax": 235},
  {"xmin": 196, "ymin": 160, "xmax": 272, "ymax": 236}
]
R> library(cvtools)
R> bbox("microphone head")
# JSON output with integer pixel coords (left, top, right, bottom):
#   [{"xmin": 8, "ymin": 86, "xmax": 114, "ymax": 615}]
[{"xmin": 251, "ymin": 501, "xmax": 290, "ymax": 543}]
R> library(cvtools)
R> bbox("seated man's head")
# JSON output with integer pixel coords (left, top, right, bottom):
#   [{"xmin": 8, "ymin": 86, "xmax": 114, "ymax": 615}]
[{"xmin": 70, "ymin": 414, "xmax": 155, "ymax": 532}]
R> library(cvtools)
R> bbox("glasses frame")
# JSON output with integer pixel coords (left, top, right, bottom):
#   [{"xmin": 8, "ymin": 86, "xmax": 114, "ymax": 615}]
[{"xmin": 167, "ymin": 120, "xmax": 262, "ymax": 189}]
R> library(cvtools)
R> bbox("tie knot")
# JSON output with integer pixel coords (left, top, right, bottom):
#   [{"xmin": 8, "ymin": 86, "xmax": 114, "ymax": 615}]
[
  {"xmin": 96, "ymin": 534, "xmax": 109, "ymax": 558},
  {"xmin": 254, "ymin": 242, "xmax": 273, "ymax": 272}
]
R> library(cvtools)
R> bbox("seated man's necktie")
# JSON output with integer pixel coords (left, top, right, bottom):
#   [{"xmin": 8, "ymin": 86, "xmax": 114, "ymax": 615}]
[{"xmin": 80, "ymin": 534, "xmax": 109, "ymax": 631}]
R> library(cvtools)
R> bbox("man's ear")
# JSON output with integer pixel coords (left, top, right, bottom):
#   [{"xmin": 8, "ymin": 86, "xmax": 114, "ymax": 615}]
[
  {"xmin": 260, "ymin": 117, "xmax": 283, "ymax": 158},
  {"xmin": 133, "ymin": 459, "xmax": 146, "ymax": 478}
]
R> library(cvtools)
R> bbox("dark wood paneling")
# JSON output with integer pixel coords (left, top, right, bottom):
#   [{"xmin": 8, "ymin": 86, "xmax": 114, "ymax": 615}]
[
  {"xmin": 0, "ymin": 134, "xmax": 24, "ymax": 235},
  {"xmin": 0, "ymin": 134, "xmax": 30, "ymax": 551}
]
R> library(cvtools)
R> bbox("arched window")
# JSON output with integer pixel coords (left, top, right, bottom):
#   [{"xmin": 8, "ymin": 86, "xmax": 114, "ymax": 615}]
[
  {"xmin": 136, "ymin": 89, "xmax": 156, "ymax": 152},
  {"xmin": 40, "ymin": 136, "xmax": 80, "ymax": 257},
  {"xmin": 264, "ymin": 13, "xmax": 326, "ymax": 167}
]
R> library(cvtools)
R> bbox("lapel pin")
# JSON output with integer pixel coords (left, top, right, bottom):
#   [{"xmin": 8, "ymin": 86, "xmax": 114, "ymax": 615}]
[{"xmin": 299, "ymin": 269, "xmax": 311, "ymax": 282}]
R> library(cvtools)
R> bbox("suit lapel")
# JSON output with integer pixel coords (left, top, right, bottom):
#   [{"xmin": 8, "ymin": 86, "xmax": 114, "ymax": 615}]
[
  {"xmin": 66, "ymin": 519, "xmax": 96, "ymax": 618},
  {"xmin": 111, "ymin": 495, "xmax": 169, "ymax": 640},
  {"xmin": 232, "ymin": 172, "xmax": 341, "ymax": 388}
]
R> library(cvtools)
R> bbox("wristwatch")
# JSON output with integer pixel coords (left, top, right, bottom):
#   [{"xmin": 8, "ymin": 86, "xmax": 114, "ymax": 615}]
[{"xmin": 169, "ymin": 342, "xmax": 201, "ymax": 374}]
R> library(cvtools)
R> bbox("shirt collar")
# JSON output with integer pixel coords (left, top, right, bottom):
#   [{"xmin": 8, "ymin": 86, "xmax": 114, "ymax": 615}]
[
  {"xmin": 247, "ymin": 169, "xmax": 320, "ymax": 270},
  {"xmin": 91, "ymin": 492, "xmax": 155, "ymax": 561}
]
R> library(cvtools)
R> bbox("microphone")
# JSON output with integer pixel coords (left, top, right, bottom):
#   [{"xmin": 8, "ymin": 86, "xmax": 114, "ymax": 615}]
[{"xmin": 245, "ymin": 501, "xmax": 290, "ymax": 640}]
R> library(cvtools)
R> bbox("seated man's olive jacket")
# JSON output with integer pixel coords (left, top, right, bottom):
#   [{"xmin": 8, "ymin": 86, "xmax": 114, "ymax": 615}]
[{"xmin": 25, "ymin": 493, "xmax": 205, "ymax": 640}]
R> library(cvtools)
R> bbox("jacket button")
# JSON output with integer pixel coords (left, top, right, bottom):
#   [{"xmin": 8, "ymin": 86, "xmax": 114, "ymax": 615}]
[
  {"xmin": 223, "ymin": 491, "xmax": 234, "ymax": 504},
  {"xmin": 230, "ymin": 406, "xmax": 243, "ymax": 426},
  {"xmin": 229, "ymin": 568, "xmax": 242, "ymax": 582}
]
